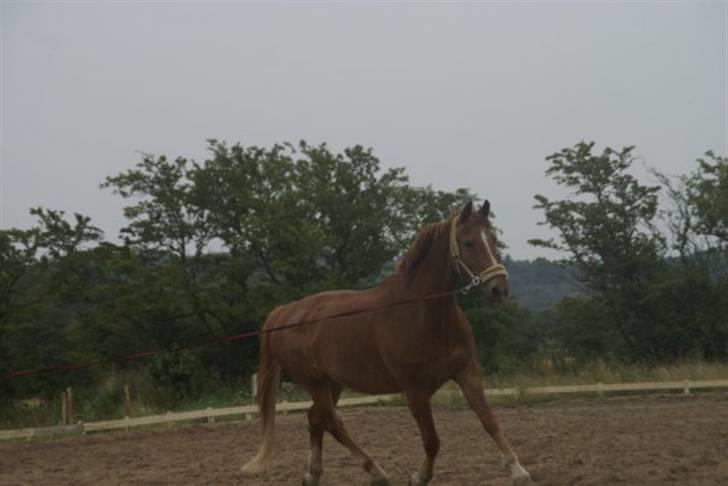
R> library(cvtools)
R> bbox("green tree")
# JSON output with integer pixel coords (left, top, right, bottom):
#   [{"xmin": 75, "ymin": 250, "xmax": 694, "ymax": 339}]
[
  {"xmin": 688, "ymin": 151, "xmax": 728, "ymax": 248},
  {"xmin": 101, "ymin": 153, "xmax": 254, "ymax": 381},
  {"xmin": 1, "ymin": 208, "xmax": 105, "ymax": 398},
  {"xmin": 192, "ymin": 140, "xmax": 474, "ymax": 291},
  {"xmin": 530, "ymin": 142, "xmax": 667, "ymax": 360},
  {"xmin": 0, "ymin": 228, "xmax": 41, "ymax": 325},
  {"xmin": 654, "ymin": 151, "xmax": 728, "ymax": 264},
  {"xmin": 294, "ymin": 142, "xmax": 409, "ymax": 287},
  {"xmin": 653, "ymin": 151, "xmax": 728, "ymax": 359},
  {"xmin": 101, "ymin": 155, "xmax": 223, "ymax": 333}
]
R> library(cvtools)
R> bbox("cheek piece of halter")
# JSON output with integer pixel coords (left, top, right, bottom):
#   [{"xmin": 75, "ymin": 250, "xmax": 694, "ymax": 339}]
[{"xmin": 449, "ymin": 216, "xmax": 509, "ymax": 294}]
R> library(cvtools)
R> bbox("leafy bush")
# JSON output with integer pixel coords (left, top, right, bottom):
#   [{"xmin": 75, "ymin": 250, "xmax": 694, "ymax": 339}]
[{"xmin": 148, "ymin": 349, "xmax": 208, "ymax": 400}]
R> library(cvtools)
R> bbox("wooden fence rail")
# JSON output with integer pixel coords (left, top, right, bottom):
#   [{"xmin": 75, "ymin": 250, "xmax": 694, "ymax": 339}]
[{"xmin": 2, "ymin": 379, "xmax": 727, "ymax": 441}]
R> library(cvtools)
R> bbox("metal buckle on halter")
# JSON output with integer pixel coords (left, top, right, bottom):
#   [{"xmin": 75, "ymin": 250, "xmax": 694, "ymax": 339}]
[{"xmin": 459, "ymin": 274, "xmax": 482, "ymax": 294}]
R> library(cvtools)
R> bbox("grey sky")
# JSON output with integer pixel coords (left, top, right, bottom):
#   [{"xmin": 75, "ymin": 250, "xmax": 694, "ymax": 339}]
[{"xmin": 2, "ymin": 1, "xmax": 726, "ymax": 260}]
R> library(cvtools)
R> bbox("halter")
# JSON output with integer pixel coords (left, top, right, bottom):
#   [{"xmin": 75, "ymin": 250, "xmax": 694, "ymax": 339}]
[{"xmin": 449, "ymin": 215, "xmax": 509, "ymax": 294}]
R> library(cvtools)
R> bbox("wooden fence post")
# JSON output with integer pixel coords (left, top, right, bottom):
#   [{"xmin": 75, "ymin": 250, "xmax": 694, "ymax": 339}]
[
  {"xmin": 246, "ymin": 373, "xmax": 257, "ymax": 421},
  {"xmin": 61, "ymin": 390, "xmax": 68, "ymax": 426},
  {"xmin": 683, "ymin": 379, "xmax": 691, "ymax": 395},
  {"xmin": 124, "ymin": 384, "xmax": 132, "ymax": 417},
  {"xmin": 66, "ymin": 386, "xmax": 76, "ymax": 425},
  {"xmin": 66, "ymin": 387, "xmax": 74, "ymax": 425}
]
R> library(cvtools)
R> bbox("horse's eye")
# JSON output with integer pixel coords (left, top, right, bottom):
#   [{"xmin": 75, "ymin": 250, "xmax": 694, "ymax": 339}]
[{"xmin": 464, "ymin": 240, "xmax": 474, "ymax": 248}]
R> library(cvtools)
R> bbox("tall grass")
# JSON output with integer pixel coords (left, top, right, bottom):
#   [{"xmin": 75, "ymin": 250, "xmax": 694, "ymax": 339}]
[
  {"xmin": 483, "ymin": 360, "xmax": 728, "ymax": 390},
  {"xmin": 2, "ymin": 361, "xmax": 727, "ymax": 430},
  {"xmin": 0, "ymin": 368, "xmax": 253, "ymax": 430}
]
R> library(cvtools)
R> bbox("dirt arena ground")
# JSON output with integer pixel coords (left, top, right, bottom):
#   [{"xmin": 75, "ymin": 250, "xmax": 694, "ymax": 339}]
[{"xmin": 1, "ymin": 393, "xmax": 726, "ymax": 485}]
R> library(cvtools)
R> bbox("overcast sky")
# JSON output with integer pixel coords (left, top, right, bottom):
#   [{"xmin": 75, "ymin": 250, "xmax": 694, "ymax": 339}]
[{"xmin": 2, "ymin": 1, "xmax": 726, "ymax": 260}]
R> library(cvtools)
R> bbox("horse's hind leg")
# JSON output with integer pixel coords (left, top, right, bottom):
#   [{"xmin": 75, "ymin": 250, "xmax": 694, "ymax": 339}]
[
  {"xmin": 307, "ymin": 381, "xmax": 390, "ymax": 486},
  {"xmin": 303, "ymin": 401, "xmax": 324, "ymax": 486},
  {"xmin": 301, "ymin": 382, "xmax": 344, "ymax": 486}
]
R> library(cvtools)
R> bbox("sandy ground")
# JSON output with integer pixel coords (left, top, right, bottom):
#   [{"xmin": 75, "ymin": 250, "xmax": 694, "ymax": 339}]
[{"xmin": 1, "ymin": 393, "xmax": 727, "ymax": 485}]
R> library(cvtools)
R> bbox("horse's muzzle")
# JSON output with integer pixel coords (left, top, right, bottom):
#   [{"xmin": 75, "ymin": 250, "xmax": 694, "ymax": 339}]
[{"xmin": 485, "ymin": 275, "xmax": 510, "ymax": 304}]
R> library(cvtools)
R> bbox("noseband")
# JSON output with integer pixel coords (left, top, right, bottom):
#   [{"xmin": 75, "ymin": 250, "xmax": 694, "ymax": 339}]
[{"xmin": 449, "ymin": 216, "xmax": 508, "ymax": 294}]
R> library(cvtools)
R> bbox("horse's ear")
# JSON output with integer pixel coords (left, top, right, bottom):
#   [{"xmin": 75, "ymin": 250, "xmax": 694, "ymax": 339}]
[
  {"xmin": 460, "ymin": 201, "xmax": 473, "ymax": 222},
  {"xmin": 480, "ymin": 199, "xmax": 491, "ymax": 217}
]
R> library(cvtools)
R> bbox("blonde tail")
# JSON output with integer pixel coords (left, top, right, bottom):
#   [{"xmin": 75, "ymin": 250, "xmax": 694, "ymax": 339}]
[{"xmin": 241, "ymin": 329, "xmax": 281, "ymax": 474}]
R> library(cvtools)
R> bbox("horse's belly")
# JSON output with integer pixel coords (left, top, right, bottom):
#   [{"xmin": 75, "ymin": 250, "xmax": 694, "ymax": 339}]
[
  {"xmin": 317, "ymin": 337, "xmax": 401, "ymax": 394},
  {"xmin": 326, "ymin": 363, "xmax": 401, "ymax": 395}
]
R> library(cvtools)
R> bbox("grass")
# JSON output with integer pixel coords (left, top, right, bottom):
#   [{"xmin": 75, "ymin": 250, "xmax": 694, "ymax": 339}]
[
  {"xmin": 429, "ymin": 360, "xmax": 728, "ymax": 408},
  {"xmin": 2, "ymin": 361, "xmax": 728, "ymax": 431},
  {"xmin": 483, "ymin": 360, "xmax": 728, "ymax": 389}
]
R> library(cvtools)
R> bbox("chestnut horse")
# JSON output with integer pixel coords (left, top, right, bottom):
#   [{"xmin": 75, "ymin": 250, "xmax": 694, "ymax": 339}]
[{"xmin": 241, "ymin": 200, "xmax": 532, "ymax": 486}]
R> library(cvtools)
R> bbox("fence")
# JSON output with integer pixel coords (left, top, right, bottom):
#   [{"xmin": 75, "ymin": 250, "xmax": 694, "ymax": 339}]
[{"xmin": 2, "ymin": 379, "xmax": 727, "ymax": 441}]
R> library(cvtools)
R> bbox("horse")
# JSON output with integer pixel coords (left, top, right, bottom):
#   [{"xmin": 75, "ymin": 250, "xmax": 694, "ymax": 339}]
[{"xmin": 241, "ymin": 200, "xmax": 533, "ymax": 486}]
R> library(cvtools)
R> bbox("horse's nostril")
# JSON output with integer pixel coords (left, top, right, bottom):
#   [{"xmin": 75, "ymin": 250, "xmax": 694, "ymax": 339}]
[{"xmin": 491, "ymin": 286, "xmax": 502, "ymax": 299}]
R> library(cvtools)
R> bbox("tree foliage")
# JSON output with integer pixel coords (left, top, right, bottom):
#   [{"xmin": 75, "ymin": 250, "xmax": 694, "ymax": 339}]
[
  {"xmin": 531, "ymin": 142, "xmax": 727, "ymax": 362},
  {"xmin": 530, "ymin": 142, "xmax": 664, "ymax": 294},
  {"xmin": 1, "ymin": 140, "xmax": 476, "ymax": 403},
  {"xmin": 689, "ymin": 151, "xmax": 728, "ymax": 247},
  {"xmin": 2, "ymin": 139, "xmax": 726, "ymax": 410}
]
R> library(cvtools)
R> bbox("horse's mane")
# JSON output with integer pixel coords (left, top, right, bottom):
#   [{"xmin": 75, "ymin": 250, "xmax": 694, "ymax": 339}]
[{"xmin": 396, "ymin": 216, "xmax": 454, "ymax": 275}]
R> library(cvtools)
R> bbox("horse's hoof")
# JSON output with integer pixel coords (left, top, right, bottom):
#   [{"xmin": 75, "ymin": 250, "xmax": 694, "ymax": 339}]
[
  {"xmin": 302, "ymin": 473, "xmax": 320, "ymax": 486},
  {"xmin": 513, "ymin": 472, "xmax": 534, "ymax": 486},
  {"xmin": 408, "ymin": 472, "xmax": 428, "ymax": 486},
  {"xmin": 370, "ymin": 479, "xmax": 392, "ymax": 486}
]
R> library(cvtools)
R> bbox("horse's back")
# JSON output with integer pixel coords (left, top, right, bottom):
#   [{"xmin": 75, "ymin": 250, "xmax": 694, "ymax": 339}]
[
  {"xmin": 264, "ymin": 285, "xmax": 403, "ymax": 393},
  {"xmin": 264, "ymin": 287, "xmax": 381, "ymax": 330}
]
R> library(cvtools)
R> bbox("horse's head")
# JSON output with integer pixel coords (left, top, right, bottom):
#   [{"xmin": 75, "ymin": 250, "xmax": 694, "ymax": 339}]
[{"xmin": 450, "ymin": 200, "xmax": 510, "ymax": 304}]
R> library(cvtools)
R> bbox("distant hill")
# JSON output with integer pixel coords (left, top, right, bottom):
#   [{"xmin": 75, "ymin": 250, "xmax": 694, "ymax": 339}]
[
  {"xmin": 376, "ymin": 255, "xmax": 578, "ymax": 310},
  {"xmin": 504, "ymin": 256, "xmax": 581, "ymax": 310}
]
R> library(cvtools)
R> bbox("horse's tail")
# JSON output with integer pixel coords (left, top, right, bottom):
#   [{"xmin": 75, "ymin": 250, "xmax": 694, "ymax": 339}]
[{"xmin": 240, "ymin": 313, "xmax": 281, "ymax": 474}]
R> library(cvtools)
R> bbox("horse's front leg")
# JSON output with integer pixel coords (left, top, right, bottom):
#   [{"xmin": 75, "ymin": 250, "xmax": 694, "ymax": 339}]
[
  {"xmin": 404, "ymin": 389, "xmax": 440, "ymax": 486},
  {"xmin": 454, "ymin": 359, "xmax": 533, "ymax": 486}
]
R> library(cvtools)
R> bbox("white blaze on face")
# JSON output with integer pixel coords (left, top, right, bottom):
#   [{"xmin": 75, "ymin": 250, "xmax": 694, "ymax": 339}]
[{"xmin": 481, "ymin": 229, "xmax": 496, "ymax": 265}]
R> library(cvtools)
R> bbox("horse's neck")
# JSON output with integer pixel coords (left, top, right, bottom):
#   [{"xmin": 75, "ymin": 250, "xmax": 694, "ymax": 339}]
[
  {"xmin": 405, "ymin": 230, "xmax": 459, "ymax": 296},
  {"xmin": 395, "ymin": 232, "xmax": 463, "ymax": 342}
]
